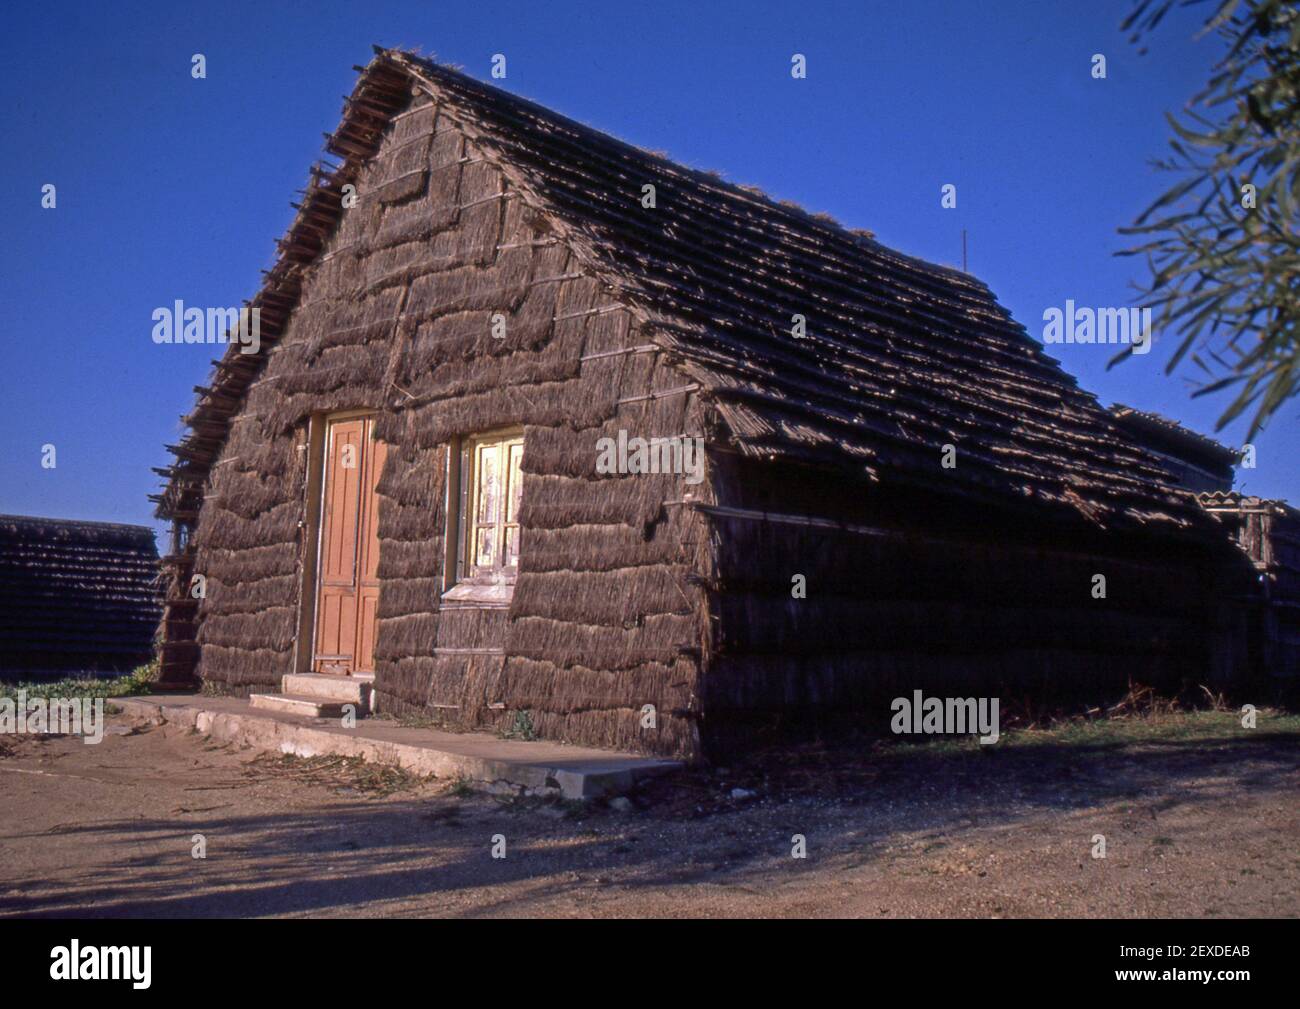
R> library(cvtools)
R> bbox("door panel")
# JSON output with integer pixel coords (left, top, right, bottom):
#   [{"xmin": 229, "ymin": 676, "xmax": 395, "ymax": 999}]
[
  {"xmin": 353, "ymin": 437, "xmax": 386, "ymax": 673},
  {"xmin": 313, "ymin": 416, "xmax": 384, "ymax": 675},
  {"xmin": 320, "ymin": 421, "xmax": 363, "ymax": 583}
]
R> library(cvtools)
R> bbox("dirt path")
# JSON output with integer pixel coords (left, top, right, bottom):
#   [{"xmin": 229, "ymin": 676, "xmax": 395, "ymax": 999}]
[{"xmin": 0, "ymin": 715, "xmax": 1296, "ymax": 918}]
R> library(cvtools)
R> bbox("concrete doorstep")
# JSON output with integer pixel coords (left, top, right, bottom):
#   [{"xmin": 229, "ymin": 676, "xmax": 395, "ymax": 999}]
[{"xmin": 113, "ymin": 693, "xmax": 680, "ymax": 801}]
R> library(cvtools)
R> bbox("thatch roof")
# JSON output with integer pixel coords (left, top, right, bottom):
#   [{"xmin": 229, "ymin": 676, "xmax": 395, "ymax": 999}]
[
  {"xmin": 1110, "ymin": 405, "xmax": 1239, "ymax": 479},
  {"xmin": 155, "ymin": 47, "xmax": 1214, "ymax": 539},
  {"xmin": 0, "ymin": 514, "xmax": 160, "ymax": 678}
]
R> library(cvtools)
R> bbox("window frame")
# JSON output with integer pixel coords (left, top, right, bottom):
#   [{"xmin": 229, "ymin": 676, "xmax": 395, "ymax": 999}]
[{"xmin": 445, "ymin": 427, "xmax": 524, "ymax": 595}]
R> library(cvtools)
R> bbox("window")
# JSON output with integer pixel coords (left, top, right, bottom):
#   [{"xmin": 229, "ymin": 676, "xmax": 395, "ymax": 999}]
[{"xmin": 449, "ymin": 429, "xmax": 523, "ymax": 590}]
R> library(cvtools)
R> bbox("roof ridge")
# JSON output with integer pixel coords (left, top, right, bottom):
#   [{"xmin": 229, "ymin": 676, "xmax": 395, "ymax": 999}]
[{"xmin": 389, "ymin": 49, "xmax": 988, "ymax": 291}]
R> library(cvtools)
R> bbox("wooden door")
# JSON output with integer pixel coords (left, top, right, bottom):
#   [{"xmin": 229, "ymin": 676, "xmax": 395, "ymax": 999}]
[{"xmin": 313, "ymin": 416, "xmax": 384, "ymax": 675}]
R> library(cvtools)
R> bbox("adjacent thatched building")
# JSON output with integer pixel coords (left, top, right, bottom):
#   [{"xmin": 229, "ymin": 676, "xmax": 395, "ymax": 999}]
[
  {"xmin": 1199, "ymin": 492, "xmax": 1300, "ymax": 680},
  {"xmin": 0, "ymin": 515, "xmax": 160, "ymax": 681},
  {"xmin": 1109, "ymin": 404, "xmax": 1239, "ymax": 494},
  {"xmin": 152, "ymin": 49, "xmax": 1266, "ymax": 760}
]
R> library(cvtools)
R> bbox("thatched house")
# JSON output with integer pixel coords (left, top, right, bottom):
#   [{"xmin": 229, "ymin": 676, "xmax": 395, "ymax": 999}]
[
  {"xmin": 152, "ymin": 49, "xmax": 1263, "ymax": 760},
  {"xmin": 0, "ymin": 515, "xmax": 160, "ymax": 680},
  {"xmin": 1102, "ymin": 412, "xmax": 1300, "ymax": 683}
]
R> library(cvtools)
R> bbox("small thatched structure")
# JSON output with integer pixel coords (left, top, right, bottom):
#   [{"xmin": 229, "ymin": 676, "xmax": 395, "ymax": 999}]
[
  {"xmin": 1109, "ymin": 405, "xmax": 1239, "ymax": 494},
  {"xmin": 0, "ymin": 514, "xmax": 160, "ymax": 680},
  {"xmin": 1199, "ymin": 492, "xmax": 1300, "ymax": 680},
  {"xmin": 152, "ymin": 49, "xmax": 1267, "ymax": 760}
]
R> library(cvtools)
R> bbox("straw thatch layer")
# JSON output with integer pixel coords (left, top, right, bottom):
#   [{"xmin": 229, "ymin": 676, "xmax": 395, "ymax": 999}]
[
  {"xmin": 0, "ymin": 515, "xmax": 161, "ymax": 679},
  {"xmin": 183, "ymin": 91, "xmax": 709, "ymax": 756},
  {"xmin": 696, "ymin": 452, "xmax": 1253, "ymax": 757}
]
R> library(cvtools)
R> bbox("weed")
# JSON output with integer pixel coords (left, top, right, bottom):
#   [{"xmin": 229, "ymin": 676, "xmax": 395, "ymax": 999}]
[{"xmin": 501, "ymin": 709, "xmax": 538, "ymax": 741}]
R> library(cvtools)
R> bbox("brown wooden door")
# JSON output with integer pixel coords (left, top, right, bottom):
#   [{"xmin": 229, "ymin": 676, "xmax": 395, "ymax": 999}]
[{"xmin": 313, "ymin": 416, "xmax": 384, "ymax": 675}]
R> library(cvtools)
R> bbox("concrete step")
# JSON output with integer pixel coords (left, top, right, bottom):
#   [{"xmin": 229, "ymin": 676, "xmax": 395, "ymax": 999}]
[
  {"xmin": 118, "ymin": 693, "xmax": 683, "ymax": 801},
  {"xmin": 248, "ymin": 693, "xmax": 353, "ymax": 719},
  {"xmin": 282, "ymin": 673, "xmax": 371, "ymax": 707}
]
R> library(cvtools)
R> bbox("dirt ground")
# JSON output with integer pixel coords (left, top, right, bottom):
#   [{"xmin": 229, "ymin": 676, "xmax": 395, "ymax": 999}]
[{"xmin": 0, "ymin": 713, "xmax": 1296, "ymax": 918}]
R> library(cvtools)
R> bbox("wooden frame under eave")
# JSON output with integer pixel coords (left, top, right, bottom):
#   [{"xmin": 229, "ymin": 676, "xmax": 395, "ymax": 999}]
[{"xmin": 442, "ymin": 435, "xmax": 462, "ymax": 595}]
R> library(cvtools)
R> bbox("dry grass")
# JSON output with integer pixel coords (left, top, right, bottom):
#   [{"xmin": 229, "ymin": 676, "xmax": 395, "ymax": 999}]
[
  {"xmin": 636, "ymin": 698, "xmax": 1300, "ymax": 819},
  {"xmin": 246, "ymin": 752, "xmax": 435, "ymax": 798}
]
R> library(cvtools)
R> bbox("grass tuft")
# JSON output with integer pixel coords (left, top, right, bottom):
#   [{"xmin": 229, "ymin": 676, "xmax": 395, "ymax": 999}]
[{"xmin": 0, "ymin": 661, "xmax": 157, "ymax": 703}]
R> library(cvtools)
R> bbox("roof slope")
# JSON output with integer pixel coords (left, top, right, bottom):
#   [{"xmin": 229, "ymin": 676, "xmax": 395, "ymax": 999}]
[
  {"xmin": 156, "ymin": 48, "xmax": 1213, "ymax": 539},
  {"xmin": 1110, "ymin": 405, "xmax": 1239, "ymax": 470},
  {"xmin": 0, "ymin": 515, "xmax": 160, "ymax": 678}
]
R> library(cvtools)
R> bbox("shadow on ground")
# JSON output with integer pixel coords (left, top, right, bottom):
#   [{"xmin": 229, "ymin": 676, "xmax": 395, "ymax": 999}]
[{"xmin": 0, "ymin": 719, "xmax": 1295, "ymax": 917}]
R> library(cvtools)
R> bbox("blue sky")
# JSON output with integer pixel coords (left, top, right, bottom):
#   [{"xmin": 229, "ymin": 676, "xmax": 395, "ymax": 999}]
[{"xmin": 1, "ymin": 0, "xmax": 1294, "ymax": 537}]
